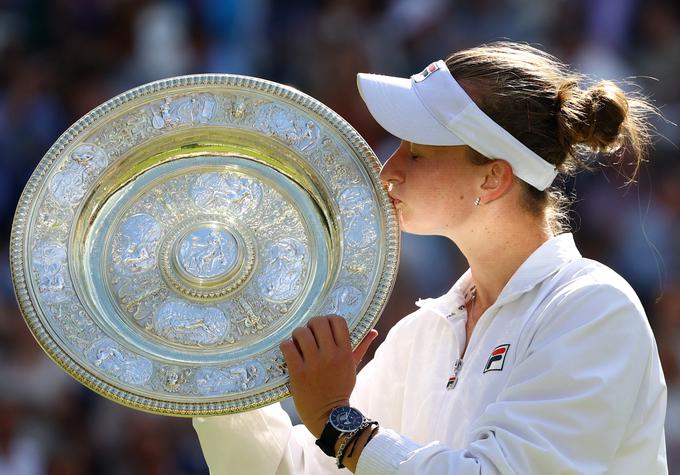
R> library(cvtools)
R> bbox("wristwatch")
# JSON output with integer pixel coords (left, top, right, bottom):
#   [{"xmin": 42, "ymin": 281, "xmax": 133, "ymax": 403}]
[{"xmin": 315, "ymin": 406, "xmax": 365, "ymax": 457}]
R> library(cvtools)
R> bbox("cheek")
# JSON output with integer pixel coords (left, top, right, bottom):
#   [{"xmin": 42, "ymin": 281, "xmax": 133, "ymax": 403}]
[
  {"xmin": 433, "ymin": 170, "xmax": 475, "ymax": 204},
  {"xmin": 417, "ymin": 183, "xmax": 471, "ymax": 222},
  {"xmin": 424, "ymin": 182, "xmax": 459, "ymax": 207}
]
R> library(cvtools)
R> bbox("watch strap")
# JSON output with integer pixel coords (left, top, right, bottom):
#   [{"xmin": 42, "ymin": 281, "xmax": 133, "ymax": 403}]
[
  {"xmin": 335, "ymin": 420, "xmax": 379, "ymax": 469},
  {"xmin": 315, "ymin": 422, "xmax": 342, "ymax": 457}
]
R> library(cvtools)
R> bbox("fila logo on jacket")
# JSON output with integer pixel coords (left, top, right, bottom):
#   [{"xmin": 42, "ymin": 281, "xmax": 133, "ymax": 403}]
[{"xmin": 484, "ymin": 344, "xmax": 510, "ymax": 373}]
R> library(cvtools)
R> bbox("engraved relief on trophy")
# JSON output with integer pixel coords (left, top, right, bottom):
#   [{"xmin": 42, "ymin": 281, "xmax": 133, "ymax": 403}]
[
  {"xmin": 115, "ymin": 272, "xmax": 168, "ymax": 321},
  {"xmin": 292, "ymin": 117, "xmax": 321, "ymax": 151},
  {"xmin": 32, "ymin": 242, "xmax": 69, "ymax": 303},
  {"xmin": 230, "ymin": 96, "xmax": 248, "ymax": 120},
  {"xmin": 339, "ymin": 186, "xmax": 379, "ymax": 249},
  {"xmin": 177, "ymin": 227, "xmax": 239, "ymax": 280},
  {"xmin": 191, "ymin": 172, "xmax": 263, "ymax": 216},
  {"xmin": 48, "ymin": 303, "xmax": 102, "ymax": 352},
  {"xmin": 256, "ymin": 238, "xmax": 309, "ymax": 302},
  {"xmin": 208, "ymin": 93, "xmax": 263, "ymax": 128},
  {"xmin": 314, "ymin": 137, "xmax": 363, "ymax": 189},
  {"xmin": 255, "ymin": 103, "xmax": 320, "ymax": 151},
  {"xmin": 112, "ymin": 213, "xmax": 163, "ymax": 275},
  {"xmin": 86, "ymin": 338, "xmax": 153, "ymax": 386},
  {"xmin": 153, "ymin": 300, "xmax": 229, "ymax": 346},
  {"xmin": 93, "ymin": 110, "xmax": 156, "ymax": 159},
  {"xmin": 155, "ymin": 365, "xmax": 193, "ymax": 393},
  {"xmin": 35, "ymin": 201, "xmax": 72, "ymax": 243},
  {"xmin": 194, "ymin": 360, "xmax": 267, "ymax": 396},
  {"xmin": 49, "ymin": 144, "xmax": 108, "ymax": 206},
  {"xmin": 148, "ymin": 93, "xmax": 216, "ymax": 129},
  {"xmin": 229, "ymin": 294, "xmax": 283, "ymax": 340},
  {"xmin": 323, "ymin": 285, "xmax": 364, "ymax": 319}
]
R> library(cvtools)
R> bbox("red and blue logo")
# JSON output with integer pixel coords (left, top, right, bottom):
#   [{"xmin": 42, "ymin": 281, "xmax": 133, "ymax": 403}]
[
  {"xmin": 483, "ymin": 344, "xmax": 510, "ymax": 373},
  {"xmin": 413, "ymin": 62, "xmax": 440, "ymax": 82}
]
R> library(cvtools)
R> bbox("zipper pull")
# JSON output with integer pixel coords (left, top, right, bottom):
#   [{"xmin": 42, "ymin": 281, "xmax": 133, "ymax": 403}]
[{"xmin": 446, "ymin": 358, "xmax": 463, "ymax": 390}]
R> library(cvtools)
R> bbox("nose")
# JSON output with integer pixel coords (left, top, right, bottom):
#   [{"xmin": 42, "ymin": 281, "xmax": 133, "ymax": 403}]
[{"xmin": 379, "ymin": 143, "xmax": 407, "ymax": 185}]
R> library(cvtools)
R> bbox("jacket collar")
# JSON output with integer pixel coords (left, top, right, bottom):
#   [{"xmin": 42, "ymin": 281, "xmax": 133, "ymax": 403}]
[{"xmin": 415, "ymin": 233, "xmax": 581, "ymax": 320}]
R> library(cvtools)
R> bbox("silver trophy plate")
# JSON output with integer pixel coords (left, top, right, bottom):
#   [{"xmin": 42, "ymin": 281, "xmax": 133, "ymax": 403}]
[{"xmin": 10, "ymin": 75, "xmax": 399, "ymax": 416}]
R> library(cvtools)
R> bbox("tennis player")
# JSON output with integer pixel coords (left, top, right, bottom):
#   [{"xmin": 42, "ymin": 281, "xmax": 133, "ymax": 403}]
[{"xmin": 194, "ymin": 41, "xmax": 668, "ymax": 474}]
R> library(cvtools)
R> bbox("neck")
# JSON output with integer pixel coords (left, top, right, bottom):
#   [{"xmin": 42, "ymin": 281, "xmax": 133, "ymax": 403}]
[{"xmin": 451, "ymin": 207, "xmax": 552, "ymax": 309}]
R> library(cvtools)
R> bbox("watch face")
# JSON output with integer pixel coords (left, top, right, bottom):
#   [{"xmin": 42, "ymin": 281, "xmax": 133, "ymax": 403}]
[{"xmin": 329, "ymin": 407, "xmax": 364, "ymax": 432}]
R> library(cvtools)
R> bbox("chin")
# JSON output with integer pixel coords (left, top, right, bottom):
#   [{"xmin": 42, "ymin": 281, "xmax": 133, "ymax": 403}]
[
  {"xmin": 400, "ymin": 219, "xmax": 447, "ymax": 237},
  {"xmin": 397, "ymin": 212, "xmax": 438, "ymax": 236}
]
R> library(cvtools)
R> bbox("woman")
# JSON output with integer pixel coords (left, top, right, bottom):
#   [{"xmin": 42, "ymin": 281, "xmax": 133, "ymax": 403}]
[{"xmin": 194, "ymin": 42, "xmax": 667, "ymax": 474}]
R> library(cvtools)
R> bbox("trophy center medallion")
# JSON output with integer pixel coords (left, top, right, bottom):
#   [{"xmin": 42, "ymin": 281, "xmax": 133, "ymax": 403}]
[
  {"xmin": 157, "ymin": 215, "xmax": 256, "ymax": 301},
  {"xmin": 177, "ymin": 226, "xmax": 238, "ymax": 280}
]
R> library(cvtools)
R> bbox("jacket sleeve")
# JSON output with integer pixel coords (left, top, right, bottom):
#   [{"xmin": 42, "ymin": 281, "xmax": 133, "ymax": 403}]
[
  {"xmin": 193, "ymin": 401, "xmax": 346, "ymax": 475},
  {"xmin": 192, "ymin": 312, "xmax": 413, "ymax": 475},
  {"xmin": 355, "ymin": 283, "xmax": 667, "ymax": 474}
]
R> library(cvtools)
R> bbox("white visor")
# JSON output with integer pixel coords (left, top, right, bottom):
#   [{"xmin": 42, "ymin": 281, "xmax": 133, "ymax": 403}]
[{"xmin": 357, "ymin": 60, "xmax": 558, "ymax": 190}]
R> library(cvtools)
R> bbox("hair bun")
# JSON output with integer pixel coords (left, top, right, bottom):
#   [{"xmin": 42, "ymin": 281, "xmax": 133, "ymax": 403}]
[{"xmin": 557, "ymin": 80, "xmax": 629, "ymax": 153}]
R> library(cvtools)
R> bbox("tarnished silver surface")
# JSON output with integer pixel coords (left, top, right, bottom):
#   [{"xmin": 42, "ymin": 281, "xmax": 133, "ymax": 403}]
[{"xmin": 10, "ymin": 74, "xmax": 399, "ymax": 416}]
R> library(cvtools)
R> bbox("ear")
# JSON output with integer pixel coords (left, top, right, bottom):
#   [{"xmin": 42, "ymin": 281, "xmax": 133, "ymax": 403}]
[{"xmin": 479, "ymin": 160, "xmax": 513, "ymax": 203}]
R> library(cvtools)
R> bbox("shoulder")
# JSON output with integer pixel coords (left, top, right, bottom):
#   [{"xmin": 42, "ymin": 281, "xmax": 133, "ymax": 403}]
[
  {"xmin": 547, "ymin": 257, "xmax": 644, "ymax": 313},
  {"xmin": 527, "ymin": 257, "xmax": 653, "ymax": 353},
  {"xmin": 382, "ymin": 305, "xmax": 441, "ymax": 345},
  {"xmin": 376, "ymin": 289, "xmax": 460, "ymax": 353}
]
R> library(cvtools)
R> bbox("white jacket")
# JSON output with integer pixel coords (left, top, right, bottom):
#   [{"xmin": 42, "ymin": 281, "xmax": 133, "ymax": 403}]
[{"xmin": 193, "ymin": 233, "xmax": 668, "ymax": 474}]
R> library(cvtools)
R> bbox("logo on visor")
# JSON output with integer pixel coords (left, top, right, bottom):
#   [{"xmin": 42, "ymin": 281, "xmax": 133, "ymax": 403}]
[
  {"xmin": 413, "ymin": 62, "xmax": 440, "ymax": 82},
  {"xmin": 483, "ymin": 344, "xmax": 510, "ymax": 373}
]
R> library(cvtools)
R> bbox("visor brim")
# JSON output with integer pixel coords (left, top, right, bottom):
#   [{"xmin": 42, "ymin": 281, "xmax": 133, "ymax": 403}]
[{"xmin": 356, "ymin": 72, "xmax": 465, "ymax": 146}]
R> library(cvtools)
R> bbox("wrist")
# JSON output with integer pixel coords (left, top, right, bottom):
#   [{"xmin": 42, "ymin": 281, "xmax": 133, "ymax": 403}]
[
  {"xmin": 311, "ymin": 421, "xmax": 326, "ymax": 439},
  {"xmin": 342, "ymin": 426, "xmax": 379, "ymax": 472},
  {"xmin": 310, "ymin": 400, "xmax": 350, "ymax": 438},
  {"xmin": 335, "ymin": 421, "xmax": 379, "ymax": 469},
  {"xmin": 314, "ymin": 404, "xmax": 364, "ymax": 457}
]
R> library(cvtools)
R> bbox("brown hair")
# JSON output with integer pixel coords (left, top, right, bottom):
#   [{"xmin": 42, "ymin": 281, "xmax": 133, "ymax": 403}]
[{"xmin": 445, "ymin": 42, "xmax": 657, "ymax": 234}]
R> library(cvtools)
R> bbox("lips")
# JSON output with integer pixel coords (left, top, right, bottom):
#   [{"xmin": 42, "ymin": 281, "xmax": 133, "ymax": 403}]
[{"xmin": 388, "ymin": 193, "xmax": 402, "ymax": 206}]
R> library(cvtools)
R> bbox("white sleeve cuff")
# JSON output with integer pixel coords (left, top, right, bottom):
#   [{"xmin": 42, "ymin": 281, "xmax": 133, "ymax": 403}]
[
  {"xmin": 193, "ymin": 403, "xmax": 292, "ymax": 475},
  {"xmin": 356, "ymin": 428, "xmax": 421, "ymax": 474}
]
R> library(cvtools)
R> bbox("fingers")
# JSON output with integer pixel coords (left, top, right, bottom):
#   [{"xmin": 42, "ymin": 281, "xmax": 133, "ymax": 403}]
[
  {"xmin": 352, "ymin": 329, "xmax": 378, "ymax": 366},
  {"xmin": 280, "ymin": 339, "xmax": 303, "ymax": 371},
  {"xmin": 306, "ymin": 316, "xmax": 336, "ymax": 350},
  {"xmin": 284, "ymin": 315, "xmax": 378, "ymax": 367},
  {"xmin": 328, "ymin": 315, "xmax": 351, "ymax": 349},
  {"xmin": 291, "ymin": 327, "xmax": 317, "ymax": 361}
]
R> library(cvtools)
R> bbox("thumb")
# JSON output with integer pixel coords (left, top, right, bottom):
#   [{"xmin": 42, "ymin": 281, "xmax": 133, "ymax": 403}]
[{"xmin": 352, "ymin": 329, "xmax": 379, "ymax": 366}]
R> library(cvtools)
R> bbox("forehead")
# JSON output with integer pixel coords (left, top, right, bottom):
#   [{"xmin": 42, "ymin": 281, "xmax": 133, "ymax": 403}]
[{"xmin": 408, "ymin": 141, "xmax": 467, "ymax": 157}]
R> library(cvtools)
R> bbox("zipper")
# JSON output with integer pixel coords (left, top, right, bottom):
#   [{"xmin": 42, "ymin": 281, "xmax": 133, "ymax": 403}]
[
  {"xmin": 446, "ymin": 358, "xmax": 463, "ymax": 390},
  {"xmin": 445, "ymin": 303, "xmax": 499, "ymax": 391}
]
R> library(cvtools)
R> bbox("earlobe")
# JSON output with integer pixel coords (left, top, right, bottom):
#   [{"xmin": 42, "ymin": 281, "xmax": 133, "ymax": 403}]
[{"xmin": 480, "ymin": 160, "xmax": 513, "ymax": 203}]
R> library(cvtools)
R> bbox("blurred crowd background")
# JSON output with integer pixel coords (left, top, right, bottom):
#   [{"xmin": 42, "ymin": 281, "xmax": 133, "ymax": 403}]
[{"xmin": 0, "ymin": 0, "xmax": 679, "ymax": 473}]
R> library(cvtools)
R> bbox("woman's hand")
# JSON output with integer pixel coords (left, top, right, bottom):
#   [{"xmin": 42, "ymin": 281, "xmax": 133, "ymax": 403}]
[{"xmin": 279, "ymin": 315, "xmax": 378, "ymax": 438}]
